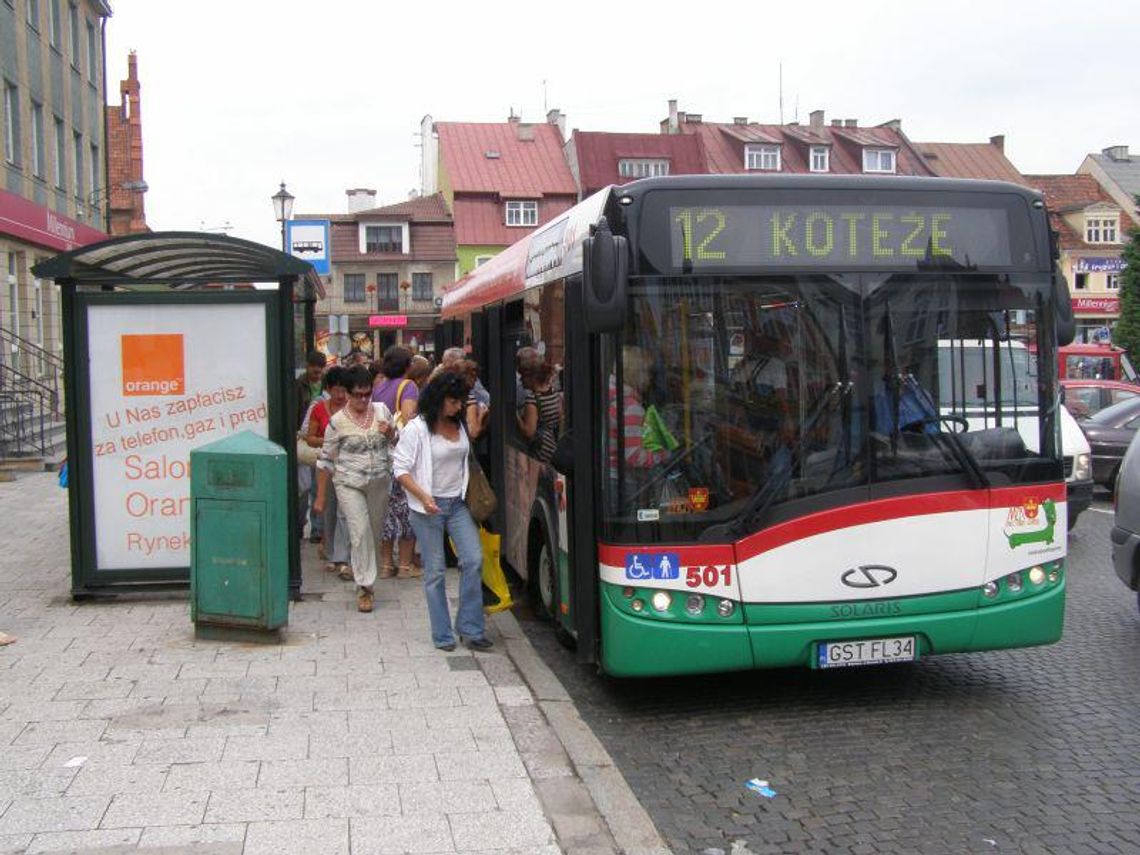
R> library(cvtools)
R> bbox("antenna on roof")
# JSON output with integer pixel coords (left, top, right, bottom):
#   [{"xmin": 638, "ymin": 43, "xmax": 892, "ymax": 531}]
[
  {"xmin": 794, "ymin": 94, "xmax": 799, "ymax": 124},
  {"xmin": 778, "ymin": 60, "xmax": 784, "ymax": 125}
]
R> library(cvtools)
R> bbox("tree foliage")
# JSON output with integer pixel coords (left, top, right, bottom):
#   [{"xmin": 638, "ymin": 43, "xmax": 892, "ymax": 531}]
[{"xmin": 1111, "ymin": 196, "xmax": 1140, "ymax": 357}]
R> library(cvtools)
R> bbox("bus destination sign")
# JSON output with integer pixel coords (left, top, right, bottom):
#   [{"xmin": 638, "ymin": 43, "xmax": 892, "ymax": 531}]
[{"xmin": 669, "ymin": 205, "xmax": 1012, "ymax": 269}]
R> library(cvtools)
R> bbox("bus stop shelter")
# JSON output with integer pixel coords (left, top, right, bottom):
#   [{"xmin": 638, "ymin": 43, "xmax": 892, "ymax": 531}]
[{"xmin": 33, "ymin": 232, "xmax": 324, "ymax": 599}]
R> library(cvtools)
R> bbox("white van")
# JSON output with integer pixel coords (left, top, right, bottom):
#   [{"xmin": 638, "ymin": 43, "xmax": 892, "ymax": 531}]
[{"xmin": 937, "ymin": 340, "xmax": 1092, "ymax": 529}]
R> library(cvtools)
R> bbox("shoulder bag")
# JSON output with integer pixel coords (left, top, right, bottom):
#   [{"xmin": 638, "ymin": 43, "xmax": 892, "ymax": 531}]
[{"xmin": 464, "ymin": 428, "xmax": 497, "ymax": 524}]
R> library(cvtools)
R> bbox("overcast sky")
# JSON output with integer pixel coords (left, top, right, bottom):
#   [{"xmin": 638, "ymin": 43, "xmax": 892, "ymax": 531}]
[{"xmin": 104, "ymin": 0, "xmax": 1140, "ymax": 250}]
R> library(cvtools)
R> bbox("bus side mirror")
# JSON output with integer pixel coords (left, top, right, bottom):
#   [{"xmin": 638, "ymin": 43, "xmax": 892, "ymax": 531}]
[
  {"xmin": 1053, "ymin": 269, "xmax": 1075, "ymax": 347},
  {"xmin": 582, "ymin": 217, "xmax": 628, "ymax": 334}
]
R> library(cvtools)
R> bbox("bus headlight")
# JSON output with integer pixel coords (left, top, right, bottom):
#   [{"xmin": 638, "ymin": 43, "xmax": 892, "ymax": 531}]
[
  {"xmin": 716, "ymin": 599, "xmax": 736, "ymax": 618},
  {"xmin": 1028, "ymin": 566, "xmax": 1046, "ymax": 586},
  {"xmin": 1006, "ymin": 572, "xmax": 1023, "ymax": 593},
  {"xmin": 651, "ymin": 591, "xmax": 672, "ymax": 613},
  {"xmin": 982, "ymin": 581, "xmax": 999, "ymax": 598},
  {"xmin": 630, "ymin": 599, "xmax": 645, "ymax": 613},
  {"xmin": 1073, "ymin": 453, "xmax": 1090, "ymax": 482},
  {"xmin": 685, "ymin": 594, "xmax": 705, "ymax": 616}
]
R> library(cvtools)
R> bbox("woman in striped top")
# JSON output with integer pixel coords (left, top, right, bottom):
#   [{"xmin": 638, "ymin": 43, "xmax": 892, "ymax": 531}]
[{"xmin": 516, "ymin": 358, "xmax": 562, "ymax": 463}]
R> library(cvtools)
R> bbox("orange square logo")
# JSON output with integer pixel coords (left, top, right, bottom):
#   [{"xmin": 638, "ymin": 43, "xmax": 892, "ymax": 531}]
[{"xmin": 121, "ymin": 334, "xmax": 184, "ymax": 396}]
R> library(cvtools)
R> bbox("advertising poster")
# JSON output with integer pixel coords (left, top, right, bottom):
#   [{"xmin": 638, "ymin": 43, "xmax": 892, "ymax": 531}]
[{"xmin": 86, "ymin": 303, "xmax": 269, "ymax": 570}]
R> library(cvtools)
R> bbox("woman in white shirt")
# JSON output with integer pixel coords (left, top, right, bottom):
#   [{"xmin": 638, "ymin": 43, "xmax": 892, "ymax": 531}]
[{"xmin": 392, "ymin": 372, "xmax": 490, "ymax": 651}]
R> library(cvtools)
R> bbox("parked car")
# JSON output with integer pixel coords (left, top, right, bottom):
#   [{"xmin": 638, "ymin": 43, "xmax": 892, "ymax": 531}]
[
  {"xmin": 1079, "ymin": 396, "xmax": 1140, "ymax": 488},
  {"xmin": 1061, "ymin": 379, "xmax": 1140, "ymax": 419},
  {"xmin": 1109, "ymin": 430, "xmax": 1140, "ymax": 613}
]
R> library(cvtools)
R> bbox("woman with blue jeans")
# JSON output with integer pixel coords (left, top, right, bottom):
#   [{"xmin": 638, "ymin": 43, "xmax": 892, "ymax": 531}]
[{"xmin": 393, "ymin": 372, "xmax": 491, "ymax": 652}]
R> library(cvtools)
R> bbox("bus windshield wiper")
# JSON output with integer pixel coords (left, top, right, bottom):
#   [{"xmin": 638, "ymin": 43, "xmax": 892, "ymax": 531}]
[{"xmin": 728, "ymin": 379, "xmax": 852, "ymax": 538}]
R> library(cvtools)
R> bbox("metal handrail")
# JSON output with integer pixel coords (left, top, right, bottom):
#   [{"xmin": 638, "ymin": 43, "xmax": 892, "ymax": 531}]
[
  {"xmin": 0, "ymin": 325, "xmax": 64, "ymax": 373},
  {"xmin": 0, "ymin": 388, "xmax": 49, "ymax": 457}
]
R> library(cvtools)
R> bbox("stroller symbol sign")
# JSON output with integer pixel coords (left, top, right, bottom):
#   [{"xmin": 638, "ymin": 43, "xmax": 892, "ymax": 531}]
[{"xmin": 624, "ymin": 552, "xmax": 681, "ymax": 581}]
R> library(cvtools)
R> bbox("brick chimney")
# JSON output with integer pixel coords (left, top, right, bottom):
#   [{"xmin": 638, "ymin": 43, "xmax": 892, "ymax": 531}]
[
  {"xmin": 105, "ymin": 52, "xmax": 147, "ymax": 235},
  {"xmin": 546, "ymin": 108, "xmax": 566, "ymax": 140},
  {"xmin": 843, "ymin": 118, "xmax": 858, "ymax": 128},
  {"xmin": 809, "ymin": 109, "xmax": 824, "ymax": 130},
  {"xmin": 989, "ymin": 134, "xmax": 1005, "ymax": 153}
]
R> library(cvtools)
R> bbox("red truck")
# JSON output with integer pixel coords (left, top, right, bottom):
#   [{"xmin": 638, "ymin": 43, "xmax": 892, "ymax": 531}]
[{"xmin": 1058, "ymin": 342, "xmax": 1137, "ymax": 383}]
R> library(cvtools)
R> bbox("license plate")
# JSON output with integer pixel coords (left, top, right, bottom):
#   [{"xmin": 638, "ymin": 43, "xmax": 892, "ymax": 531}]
[{"xmin": 817, "ymin": 636, "xmax": 917, "ymax": 669}]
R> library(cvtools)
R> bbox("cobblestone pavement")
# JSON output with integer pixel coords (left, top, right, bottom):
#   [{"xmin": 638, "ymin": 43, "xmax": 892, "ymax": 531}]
[
  {"xmin": 0, "ymin": 472, "xmax": 574, "ymax": 854},
  {"xmin": 521, "ymin": 501, "xmax": 1140, "ymax": 855}
]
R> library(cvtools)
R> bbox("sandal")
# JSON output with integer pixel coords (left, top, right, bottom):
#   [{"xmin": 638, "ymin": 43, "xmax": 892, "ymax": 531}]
[
  {"xmin": 397, "ymin": 565, "xmax": 422, "ymax": 579},
  {"xmin": 324, "ymin": 562, "xmax": 338, "ymax": 573},
  {"xmin": 378, "ymin": 563, "xmax": 396, "ymax": 579},
  {"xmin": 357, "ymin": 587, "xmax": 374, "ymax": 613},
  {"xmin": 337, "ymin": 564, "xmax": 353, "ymax": 581}
]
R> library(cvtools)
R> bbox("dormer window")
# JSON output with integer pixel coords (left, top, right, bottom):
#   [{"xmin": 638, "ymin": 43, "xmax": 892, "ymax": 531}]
[
  {"xmin": 745, "ymin": 145, "xmax": 781, "ymax": 171},
  {"xmin": 358, "ymin": 222, "xmax": 409, "ymax": 254},
  {"xmin": 618, "ymin": 159, "xmax": 669, "ymax": 178},
  {"xmin": 1086, "ymin": 216, "xmax": 1118, "ymax": 244},
  {"xmin": 863, "ymin": 148, "xmax": 896, "ymax": 174},
  {"xmin": 809, "ymin": 146, "xmax": 830, "ymax": 173},
  {"xmin": 506, "ymin": 200, "xmax": 538, "ymax": 227}
]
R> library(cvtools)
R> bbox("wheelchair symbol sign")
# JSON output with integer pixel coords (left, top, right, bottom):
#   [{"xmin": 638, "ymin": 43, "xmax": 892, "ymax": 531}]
[{"xmin": 624, "ymin": 552, "xmax": 681, "ymax": 581}]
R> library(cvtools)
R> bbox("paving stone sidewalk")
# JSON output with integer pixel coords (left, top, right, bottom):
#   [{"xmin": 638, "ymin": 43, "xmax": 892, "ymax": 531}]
[{"xmin": 0, "ymin": 472, "xmax": 615, "ymax": 854}]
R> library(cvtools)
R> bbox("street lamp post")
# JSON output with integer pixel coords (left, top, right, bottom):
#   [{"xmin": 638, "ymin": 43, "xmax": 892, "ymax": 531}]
[{"xmin": 271, "ymin": 182, "xmax": 314, "ymax": 355}]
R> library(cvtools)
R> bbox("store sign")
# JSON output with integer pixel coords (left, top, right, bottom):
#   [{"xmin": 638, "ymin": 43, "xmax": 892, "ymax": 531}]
[
  {"xmin": 368, "ymin": 314, "xmax": 407, "ymax": 328},
  {"xmin": 86, "ymin": 304, "xmax": 269, "ymax": 569},
  {"xmin": 0, "ymin": 188, "xmax": 106, "ymax": 251},
  {"xmin": 1074, "ymin": 257, "xmax": 1126, "ymax": 274},
  {"xmin": 1072, "ymin": 296, "xmax": 1120, "ymax": 314}
]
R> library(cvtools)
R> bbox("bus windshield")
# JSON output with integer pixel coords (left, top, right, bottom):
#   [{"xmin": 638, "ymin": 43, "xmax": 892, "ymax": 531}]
[{"xmin": 600, "ymin": 273, "xmax": 1061, "ymax": 542}]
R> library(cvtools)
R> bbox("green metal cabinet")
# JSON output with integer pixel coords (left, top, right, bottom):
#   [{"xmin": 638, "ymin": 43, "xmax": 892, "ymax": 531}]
[{"xmin": 190, "ymin": 431, "xmax": 289, "ymax": 634}]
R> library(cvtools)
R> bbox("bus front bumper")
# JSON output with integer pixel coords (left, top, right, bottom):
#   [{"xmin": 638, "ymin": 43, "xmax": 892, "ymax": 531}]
[{"xmin": 599, "ymin": 581, "xmax": 1065, "ymax": 678}]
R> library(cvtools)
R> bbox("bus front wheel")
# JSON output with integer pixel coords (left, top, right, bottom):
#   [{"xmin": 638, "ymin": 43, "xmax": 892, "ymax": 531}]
[{"xmin": 532, "ymin": 531, "xmax": 574, "ymax": 650}]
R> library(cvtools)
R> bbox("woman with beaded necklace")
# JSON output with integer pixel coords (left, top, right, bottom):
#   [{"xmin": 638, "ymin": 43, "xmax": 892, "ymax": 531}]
[{"xmin": 314, "ymin": 366, "xmax": 395, "ymax": 613}]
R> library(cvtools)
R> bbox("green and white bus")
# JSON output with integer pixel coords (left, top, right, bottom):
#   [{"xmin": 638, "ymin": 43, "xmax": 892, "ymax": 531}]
[{"xmin": 441, "ymin": 175, "xmax": 1075, "ymax": 676}]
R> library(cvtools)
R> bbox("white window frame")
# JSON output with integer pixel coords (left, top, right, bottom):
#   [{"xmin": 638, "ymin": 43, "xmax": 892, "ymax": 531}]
[
  {"xmin": 3, "ymin": 83, "xmax": 18, "ymax": 164},
  {"xmin": 53, "ymin": 115, "xmax": 65, "ymax": 188},
  {"xmin": 618, "ymin": 158, "xmax": 670, "ymax": 179},
  {"xmin": 30, "ymin": 101, "xmax": 43, "ymax": 178},
  {"xmin": 1106, "ymin": 273, "xmax": 1120, "ymax": 291},
  {"xmin": 342, "ymin": 273, "xmax": 366, "ymax": 304},
  {"xmin": 474, "ymin": 255, "xmax": 494, "ymax": 267},
  {"xmin": 505, "ymin": 200, "xmax": 538, "ymax": 227},
  {"xmin": 863, "ymin": 148, "xmax": 896, "ymax": 173},
  {"xmin": 357, "ymin": 221, "xmax": 410, "ymax": 255},
  {"xmin": 85, "ymin": 18, "xmax": 97, "ymax": 80},
  {"xmin": 745, "ymin": 144, "xmax": 781, "ymax": 171},
  {"xmin": 411, "ymin": 271, "xmax": 433, "ymax": 302},
  {"xmin": 810, "ymin": 146, "xmax": 830, "ymax": 173},
  {"xmin": 1085, "ymin": 216, "xmax": 1119, "ymax": 244},
  {"xmin": 7, "ymin": 253, "xmax": 19, "ymax": 341}
]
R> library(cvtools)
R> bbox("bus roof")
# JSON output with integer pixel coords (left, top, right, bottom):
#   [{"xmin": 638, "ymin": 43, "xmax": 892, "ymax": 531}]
[
  {"xmin": 442, "ymin": 188, "xmax": 611, "ymax": 317},
  {"xmin": 441, "ymin": 174, "xmax": 1048, "ymax": 317}
]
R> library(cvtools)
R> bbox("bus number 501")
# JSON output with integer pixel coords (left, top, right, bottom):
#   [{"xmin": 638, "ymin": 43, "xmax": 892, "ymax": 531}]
[{"xmin": 686, "ymin": 565, "xmax": 732, "ymax": 588}]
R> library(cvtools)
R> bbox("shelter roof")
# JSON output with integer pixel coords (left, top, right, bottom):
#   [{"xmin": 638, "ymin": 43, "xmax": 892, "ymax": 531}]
[{"xmin": 32, "ymin": 231, "xmax": 324, "ymax": 298}]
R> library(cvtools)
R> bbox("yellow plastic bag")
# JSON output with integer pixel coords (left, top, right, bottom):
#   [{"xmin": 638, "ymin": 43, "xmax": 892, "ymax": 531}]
[{"xmin": 479, "ymin": 527, "xmax": 513, "ymax": 614}]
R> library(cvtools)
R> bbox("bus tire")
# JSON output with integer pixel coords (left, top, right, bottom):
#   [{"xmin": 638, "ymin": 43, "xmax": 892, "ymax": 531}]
[{"xmin": 530, "ymin": 524, "xmax": 574, "ymax": 649}]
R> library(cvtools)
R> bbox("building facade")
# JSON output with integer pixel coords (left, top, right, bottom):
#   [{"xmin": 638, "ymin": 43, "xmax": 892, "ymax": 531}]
[
  {"xmin": 305, "ymin": 190, "xmax": 455, "ymax": 361},
  {"xmin": 421, "ymin": 111, "xmax": 577, "ymax": 276},
  {"xmin": 1, "ymin": 0, "xmax": 111, "ymax": 372},
  {"xmin": 1077, "ymin": 145, "xmax": 1139, "ymax": 219},
  {"xmin": 104, "ymin": 49, "xmax": 146, "ymax": 235},
  {"xmin": 1026, "ymin": 174, "xmax": 1134, "ymax": 343}
]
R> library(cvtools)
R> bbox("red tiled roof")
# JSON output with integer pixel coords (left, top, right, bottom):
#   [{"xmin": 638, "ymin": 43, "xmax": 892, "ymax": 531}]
[
  {"xmin": 677, "ymin": 121, "xmax": 935, "ymax": 176},
  {"xmin": 452, "ymin": 195, "xmax": 576, "ymax": 247},
  {"xmin": 1023, "ymin": 174, "xmax": 1137, "ymax": 250},
  {"xmin": 437, "ymin": 121, "xmax": 577, "ymax": 196},
  {"xmin": 296, "ymin": 193, "xmax": 452, "ymax": 224},
  {"xmin": 572, "ymin": 132, "xmax": 706, "ymax": 194},
  {"xmin": 915, "ymin": 142, "xmax": 1027, "ymax": 185}
]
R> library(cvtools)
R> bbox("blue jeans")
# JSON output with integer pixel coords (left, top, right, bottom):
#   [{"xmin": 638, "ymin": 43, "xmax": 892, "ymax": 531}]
[{"xmin": 409, "ymin": 497, "xmax": 486, "ymax": 647}]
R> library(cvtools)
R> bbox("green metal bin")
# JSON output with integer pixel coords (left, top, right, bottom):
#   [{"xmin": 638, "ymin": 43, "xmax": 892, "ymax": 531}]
[{"xmin": 190, "ymin": 430, "xmax": 289, "ymax": 637}]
